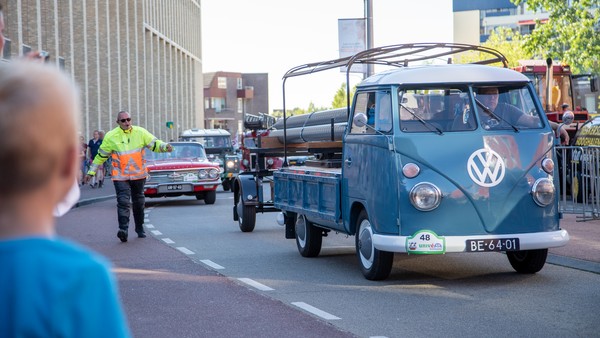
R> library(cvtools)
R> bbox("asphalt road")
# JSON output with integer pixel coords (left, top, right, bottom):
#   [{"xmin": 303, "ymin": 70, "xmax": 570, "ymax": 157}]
[
  {"xmin": 141, "ymin": 192, "xmax": 599, "ymax": 338},
  {"xmin": 56, "ymin": 195, "xmax": 355, "ymax": 338}
]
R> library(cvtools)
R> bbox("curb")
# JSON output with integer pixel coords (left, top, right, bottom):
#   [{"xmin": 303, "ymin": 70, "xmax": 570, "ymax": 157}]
[{"xmin": 74, "ymin": 195, "xmax": 115, "ymax": 208}]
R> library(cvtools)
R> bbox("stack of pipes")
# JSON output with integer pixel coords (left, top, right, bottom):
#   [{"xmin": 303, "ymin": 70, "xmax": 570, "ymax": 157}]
[{"xmin": 270, "ymin": 108, "xmax": 348, "ymax": 144}]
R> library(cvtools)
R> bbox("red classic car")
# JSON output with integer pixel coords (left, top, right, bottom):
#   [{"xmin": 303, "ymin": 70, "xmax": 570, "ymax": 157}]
[{"xmin": 143, "ymin": 142, "xmax": 221, "ymax": 204}]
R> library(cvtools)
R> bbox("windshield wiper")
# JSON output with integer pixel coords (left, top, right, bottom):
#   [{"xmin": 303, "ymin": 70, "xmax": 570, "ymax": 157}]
[
  {"xmin": 474, "ymin": 99, "xmax": 519, "ymax": 132},
  {"xmin": 400, "ymin": 104, "xmax": 443, "ymax": 135}
]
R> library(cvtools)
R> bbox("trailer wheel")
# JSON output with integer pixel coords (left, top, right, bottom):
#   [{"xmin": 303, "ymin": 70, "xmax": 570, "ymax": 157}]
[
  {"xmin": 295, "ymin": 214, "xmax": 322, "ymax": 257},
  {"xmin": 507, "ymin": 249, "xmax": 547, "ymax": 274},
  {"xmin": 204, "ymin": 190, "xmax": 217, "ymax": 205},
  {"xmin": 237, "ymin": 198, "xmax": 256, "ymax": 232},
  {"xmin": 355, "ymin": 210, "xmax": 393, "ymax": 280}
]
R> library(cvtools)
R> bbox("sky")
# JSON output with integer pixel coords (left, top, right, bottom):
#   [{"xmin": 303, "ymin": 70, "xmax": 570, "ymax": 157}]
[{"xmin": 201, "ymin": 0, "xmax": 454, "ymax": 112}]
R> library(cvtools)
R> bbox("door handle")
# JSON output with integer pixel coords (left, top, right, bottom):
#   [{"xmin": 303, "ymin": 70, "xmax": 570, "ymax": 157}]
[{"xmin": 345, "ymin": 157, "xmax": 352, "ymax": 166}]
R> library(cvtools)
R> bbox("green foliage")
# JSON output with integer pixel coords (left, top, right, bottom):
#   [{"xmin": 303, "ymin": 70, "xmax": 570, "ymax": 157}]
[
  {"xmin": 332, "ymin": 82, "xmax": 356, "ymax": 108},
  {"xmin": 271, "ymin": 101, "xmax": 329, "ymax": 119},
  {"xmin": 456, "ymin": 27, "xmax": 532, "ymax": 67},
  {"xmin": 511, "ymin": 0, "xmax": 600, "ymax": 74}
]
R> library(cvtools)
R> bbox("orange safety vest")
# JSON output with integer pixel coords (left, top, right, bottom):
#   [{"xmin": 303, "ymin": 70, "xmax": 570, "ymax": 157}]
[{"xmin": 88, "ymin": 125, "xmax": 169, "ymax": 181}]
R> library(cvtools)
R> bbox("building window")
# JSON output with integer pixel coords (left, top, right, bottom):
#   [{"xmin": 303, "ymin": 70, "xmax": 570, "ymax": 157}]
[
  {"xmin": 212, "ymin": 97, "xmax": 225, "ymax": 113},
  {"xmin": 237, "ymin": 78, "xmax": 243, "ymax": 89},
  {"xmin": 237, "ymin": 98, "xmax": 243, "ymax": 113},
  {"xmin": 205, "ymin": 98, "xmax": 210, "ymax": 109},
  {"xmin": 218, "ymin": 77, "xmax": 227, "ymax": 89}
]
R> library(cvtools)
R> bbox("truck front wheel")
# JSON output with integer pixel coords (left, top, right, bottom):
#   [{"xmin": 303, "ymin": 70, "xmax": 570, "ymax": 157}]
[
  {"xmin": 507, "ymin": 249, "xmax": 547, "ymax": 273},
  {"xmin": 237, "ymin": 198, "xmax": 256, "ymax": 232},
  {"xmin": 295, "ymin": 214, "xmax": 322, "ymax": 257},
  {"xmin": 355, "ymin": 210, "xmax": 393, "ymax": 280}
]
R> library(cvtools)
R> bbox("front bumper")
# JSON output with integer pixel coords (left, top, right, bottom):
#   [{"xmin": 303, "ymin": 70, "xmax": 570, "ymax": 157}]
[
  {"xmin": 144, "ymin": 180, "xmax": 220, "ymax": 195},
  {"xmin": 373, "ymin": 230, "xmax": 569, "ymax": 253}
]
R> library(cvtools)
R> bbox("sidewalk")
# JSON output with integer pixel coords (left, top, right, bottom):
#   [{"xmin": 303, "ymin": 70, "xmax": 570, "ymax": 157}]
[{"xmin": 76, "ymin": 183, "xmax": 600, "ymax": 273}]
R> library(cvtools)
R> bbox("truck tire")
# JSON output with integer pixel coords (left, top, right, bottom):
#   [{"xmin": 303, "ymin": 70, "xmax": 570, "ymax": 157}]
[
  {"xmin": 355, "ymin": 210, "xmax": 393, "ymax": 281},
  {"xmin": 295, "ymin": 214, "xmax": 322, "ymax": 257},
  {"xmin": 204, "ymin": 190, "xmax": 217, "ymax": 205},
  {"xmin": 222, "ymin": 179, "xmax": 231, "ymax": 191},
  {"xmin": 506, "ymin": 249, "xmax": 547, "ymax": 274},
  {"xmin": 237, "ymin": 199, "xmax": 256, "ymax": 232}
]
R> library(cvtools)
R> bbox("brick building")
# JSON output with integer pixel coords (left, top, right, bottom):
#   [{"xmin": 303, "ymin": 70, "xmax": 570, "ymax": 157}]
[
  {"xmin": 203, "ymin": 71, "xmax": 268, "ymax": 138},
  {"xmin": 1, "ymin": 0, "xmax": 203, "ymax": 141}
]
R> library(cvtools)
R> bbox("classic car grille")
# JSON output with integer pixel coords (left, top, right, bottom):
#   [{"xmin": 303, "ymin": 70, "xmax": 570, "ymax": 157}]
[{"xmin": 147, "ymin": 170, "xmax": 199, "ymax": 184}]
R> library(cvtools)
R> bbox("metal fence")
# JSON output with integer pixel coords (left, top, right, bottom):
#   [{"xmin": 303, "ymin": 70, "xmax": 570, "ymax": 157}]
[{"xmin": 555, "ymin": 146, "xmax": 600, "ymax": 221}]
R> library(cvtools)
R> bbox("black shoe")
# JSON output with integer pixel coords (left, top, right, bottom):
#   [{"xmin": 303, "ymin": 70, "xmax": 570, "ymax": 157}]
[
  {"xmin": 137, "ymin": 232, "xmax": 146, "ymax": 238},
  {"xmin": 117, "ymin": 229, "xmax": 128, "ymax": 242},
  {"xmin": 98, "ymin": 180, "xmax": 103, "ymax": 188}
]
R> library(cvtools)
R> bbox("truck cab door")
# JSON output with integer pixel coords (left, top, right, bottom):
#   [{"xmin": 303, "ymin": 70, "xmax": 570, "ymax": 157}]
[{"xmin": 342, "ymin": 90, "xmax": 398, "ymax": 235}]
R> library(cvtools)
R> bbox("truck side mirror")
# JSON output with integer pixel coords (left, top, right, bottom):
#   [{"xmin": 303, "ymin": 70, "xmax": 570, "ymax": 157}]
[
  {"xmin": 353, "ymin": 113, "xmax": 368, "ymax": 127},
  {"xmin": 562, "ymin": 111, "xmax": 575, "ymax": 125},
  {"xmin": 591, "ymin": 75, "xmax": 598, "ymax": 93}
]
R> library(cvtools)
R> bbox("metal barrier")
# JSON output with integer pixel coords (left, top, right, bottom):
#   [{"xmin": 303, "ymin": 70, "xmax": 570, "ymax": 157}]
[{"xmin": 555, "ymin": 145, "xmax": 600, "ymax": 221}]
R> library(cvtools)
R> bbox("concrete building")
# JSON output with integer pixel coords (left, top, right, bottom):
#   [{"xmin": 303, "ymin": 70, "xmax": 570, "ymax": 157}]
[
  {"xmin": 1, "ymin": 0, "xmax": 203, "ymax": 142},
  {"xmin": 453, "ymin": 0, "xmax": 549, "ymax": 45},
  {"xmin": 203, "ymin": 71, "xmax": 268, "ymax": 137}
]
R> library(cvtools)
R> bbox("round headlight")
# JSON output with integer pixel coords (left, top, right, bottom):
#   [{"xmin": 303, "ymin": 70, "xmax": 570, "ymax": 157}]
[
  {"xmin": 532, "ymin": 178, "xmax": 555, "ymax": 206},
  {"xmin": 267, "ymin": 158, "xmax": 274, "ymax": 166},
  {"xmin": 209, "ymin": 168, "xmax": 219, "ymax": 179},
  {"xmin": 409, "ymin": 182, "xmax": 442, "ymax": 211},
  {"xmin": 198, "ymin": 170, "xmax": 208, "ymax": 179},
  {"xmin": 242, "ymin": 159, "xmax": 249, "ymax": 166},
  {"xmin": 226, "ymin": 160, "xmax": 235, "ymax": 169}
]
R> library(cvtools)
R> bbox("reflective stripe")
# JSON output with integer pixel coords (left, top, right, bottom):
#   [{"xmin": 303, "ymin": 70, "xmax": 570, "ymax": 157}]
[
  {"xmin": 146, "ymin": 138, "xmax": 158, "ymax": 150},
  {"xmin": 98, "ymin": 148, "xmax": 111, "ymax": 157}
]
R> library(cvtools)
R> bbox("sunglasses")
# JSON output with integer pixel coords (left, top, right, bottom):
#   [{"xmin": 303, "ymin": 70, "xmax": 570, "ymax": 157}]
[{"xmin": 119, "ymin": 118, "xmax": 131, "ymax": 123}]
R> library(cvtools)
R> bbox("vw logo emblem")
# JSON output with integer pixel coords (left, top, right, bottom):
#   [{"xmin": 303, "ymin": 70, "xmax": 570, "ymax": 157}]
[{"xmin": 467, "ymin": 149, "xmax": 506, "ymax": 187}]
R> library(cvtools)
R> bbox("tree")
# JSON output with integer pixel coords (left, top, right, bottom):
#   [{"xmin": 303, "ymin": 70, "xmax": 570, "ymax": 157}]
[
  {"xmin": 331, "ymin": 82, "xmax": 356, "ymax": 109},
  {"xmin": 511, "ymin": 0, "xmax": 600, "ymax": 74},
  {"xmin": 457, "ymin": 27, "xmax": 532, "ymax": 67}
]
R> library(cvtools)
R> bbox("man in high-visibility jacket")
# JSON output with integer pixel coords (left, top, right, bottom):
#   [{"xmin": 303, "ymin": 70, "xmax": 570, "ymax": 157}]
[{"xmin": 84, "ymin": 111, "xmax": 173, "ymax": 242}]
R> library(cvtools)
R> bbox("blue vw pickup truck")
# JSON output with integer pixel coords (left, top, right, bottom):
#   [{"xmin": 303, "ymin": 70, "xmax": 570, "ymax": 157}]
[{"xmin": 272, "ymin": 43, "xmax": 569, "ymax": 280}]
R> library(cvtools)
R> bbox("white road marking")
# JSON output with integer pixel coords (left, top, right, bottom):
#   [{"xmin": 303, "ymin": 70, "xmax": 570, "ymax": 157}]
[
  {"xmin": 144, "ymin": 218, "xmax": 150, "ymax": 223},
  {"xmin": 151, "ymin": 230, "xmax": 162, "ymax": 236},
  {"xmin": 176, "ymin": 247, "xmax": 195, "ymax": 255},
  {"xmin": 162, "ymin": 238, "xmax": 175, "ymax": 244},
  {"xmin": 291, "ymin": 302, "xmax": 341, "ymax": 320},
  {"xmin": 200, "ymin": 259, "xmax": 224, "ymax": 269},
  {"xmin": 237, "ymin": 278, "xmax": 274, "ymax": 291},
  {"xmin": 145, "ymin": 224, "xmax": 155, "ymax": 229}
]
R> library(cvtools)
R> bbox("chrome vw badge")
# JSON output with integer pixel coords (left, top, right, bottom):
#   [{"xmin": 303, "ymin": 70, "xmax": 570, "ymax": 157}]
[{"xmin": 467, "ymin": 149, "xmax": 506, "ymax": 187}]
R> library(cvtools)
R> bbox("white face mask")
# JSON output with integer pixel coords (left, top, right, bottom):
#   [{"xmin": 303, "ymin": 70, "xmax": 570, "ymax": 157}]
[{"xmin": 53, "ymin": 180, "xmax": 80, "ymax": 217}]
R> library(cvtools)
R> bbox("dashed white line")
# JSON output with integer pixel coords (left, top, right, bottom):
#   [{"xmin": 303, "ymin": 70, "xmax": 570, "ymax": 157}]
[
  {"xmin": 291, "ymin": 302, "xmax": 340, "ymax": 320},
  {"xmin": 144, "ymin": 218, "xmax": 150, "ymax": 223},
  {"xmin": 161, "ymin": 238, "xmax": 175, "ymax": 244},
  {"xmin": 145, "ymin": 224, "xmax": 155, "ymax": 229},
  {"xmin": 237, "ymin": 278, "xmax": 274, "ymax": 291},
  {"xmin": 151, "ymin": 230, "xmax": 162, "ymax": 236},
  {"xmin": 176, "ymin": 247, "xmax": 195, "ymax": 255},
  {"xmin": 200, "ymin": 259, "xmax": 224, "ymax": 269}
]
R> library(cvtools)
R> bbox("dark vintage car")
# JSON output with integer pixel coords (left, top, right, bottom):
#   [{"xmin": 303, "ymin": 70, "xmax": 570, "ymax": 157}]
[{"xmin": 143, "ymin": 142, "xmax": 221, "ymax": 204}]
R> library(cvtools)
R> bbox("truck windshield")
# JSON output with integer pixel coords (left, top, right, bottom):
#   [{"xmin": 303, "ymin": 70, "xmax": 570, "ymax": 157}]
[{"xmin": 398, "ymin": 85, "xmax": 544, "ymax": 133}]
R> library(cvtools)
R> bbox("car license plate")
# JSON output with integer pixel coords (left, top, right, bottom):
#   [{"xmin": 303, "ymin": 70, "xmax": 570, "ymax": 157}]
[
  {"xmin": 167, "ymin": 184, "xmax": 183, "ymax": 190},
  {"xmin": 157, "ymin": 184, "xmax": 193, "ymax": 193},
  {"xmin": 466, "ymin": 238, "xmax": 520, "ymax": 252}
]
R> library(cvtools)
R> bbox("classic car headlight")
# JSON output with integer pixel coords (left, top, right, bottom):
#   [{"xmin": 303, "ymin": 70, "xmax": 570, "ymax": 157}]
[
  {"xmin": 198, "ymin": 170, "xmax": 208, "ymax": 179},
  {"xmin": 409, "ymin": 182, "xmax": 442, "ymax": 211},
  {"xmin": 266, "ymin": 158, "xmax": 274, "ymax": 166},
  {"xmin": 209, "ymin": 168, "xmax": 219, "ymax": 179},
  {"xmin": 532, "ymin": 178, "xmax": 554, "ymax": 206},
  {"xmin": 226, "ymin": 160, "xmax": 235, "ymax": 169},
  {"xmin": 242, "ymin": 159, "xmax": 249, "ymax": 166}
]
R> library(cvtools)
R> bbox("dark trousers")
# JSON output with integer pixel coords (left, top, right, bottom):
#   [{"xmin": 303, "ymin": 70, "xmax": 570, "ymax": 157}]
[{"xmin": 114, "ymin": 179, "xmax": 146, "ymax": 234}]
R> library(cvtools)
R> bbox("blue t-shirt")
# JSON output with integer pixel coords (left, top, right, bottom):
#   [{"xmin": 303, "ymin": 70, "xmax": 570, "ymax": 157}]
[{"xmin": 0, "ymin": 237, "xmax": 131, "ymax": 337}]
